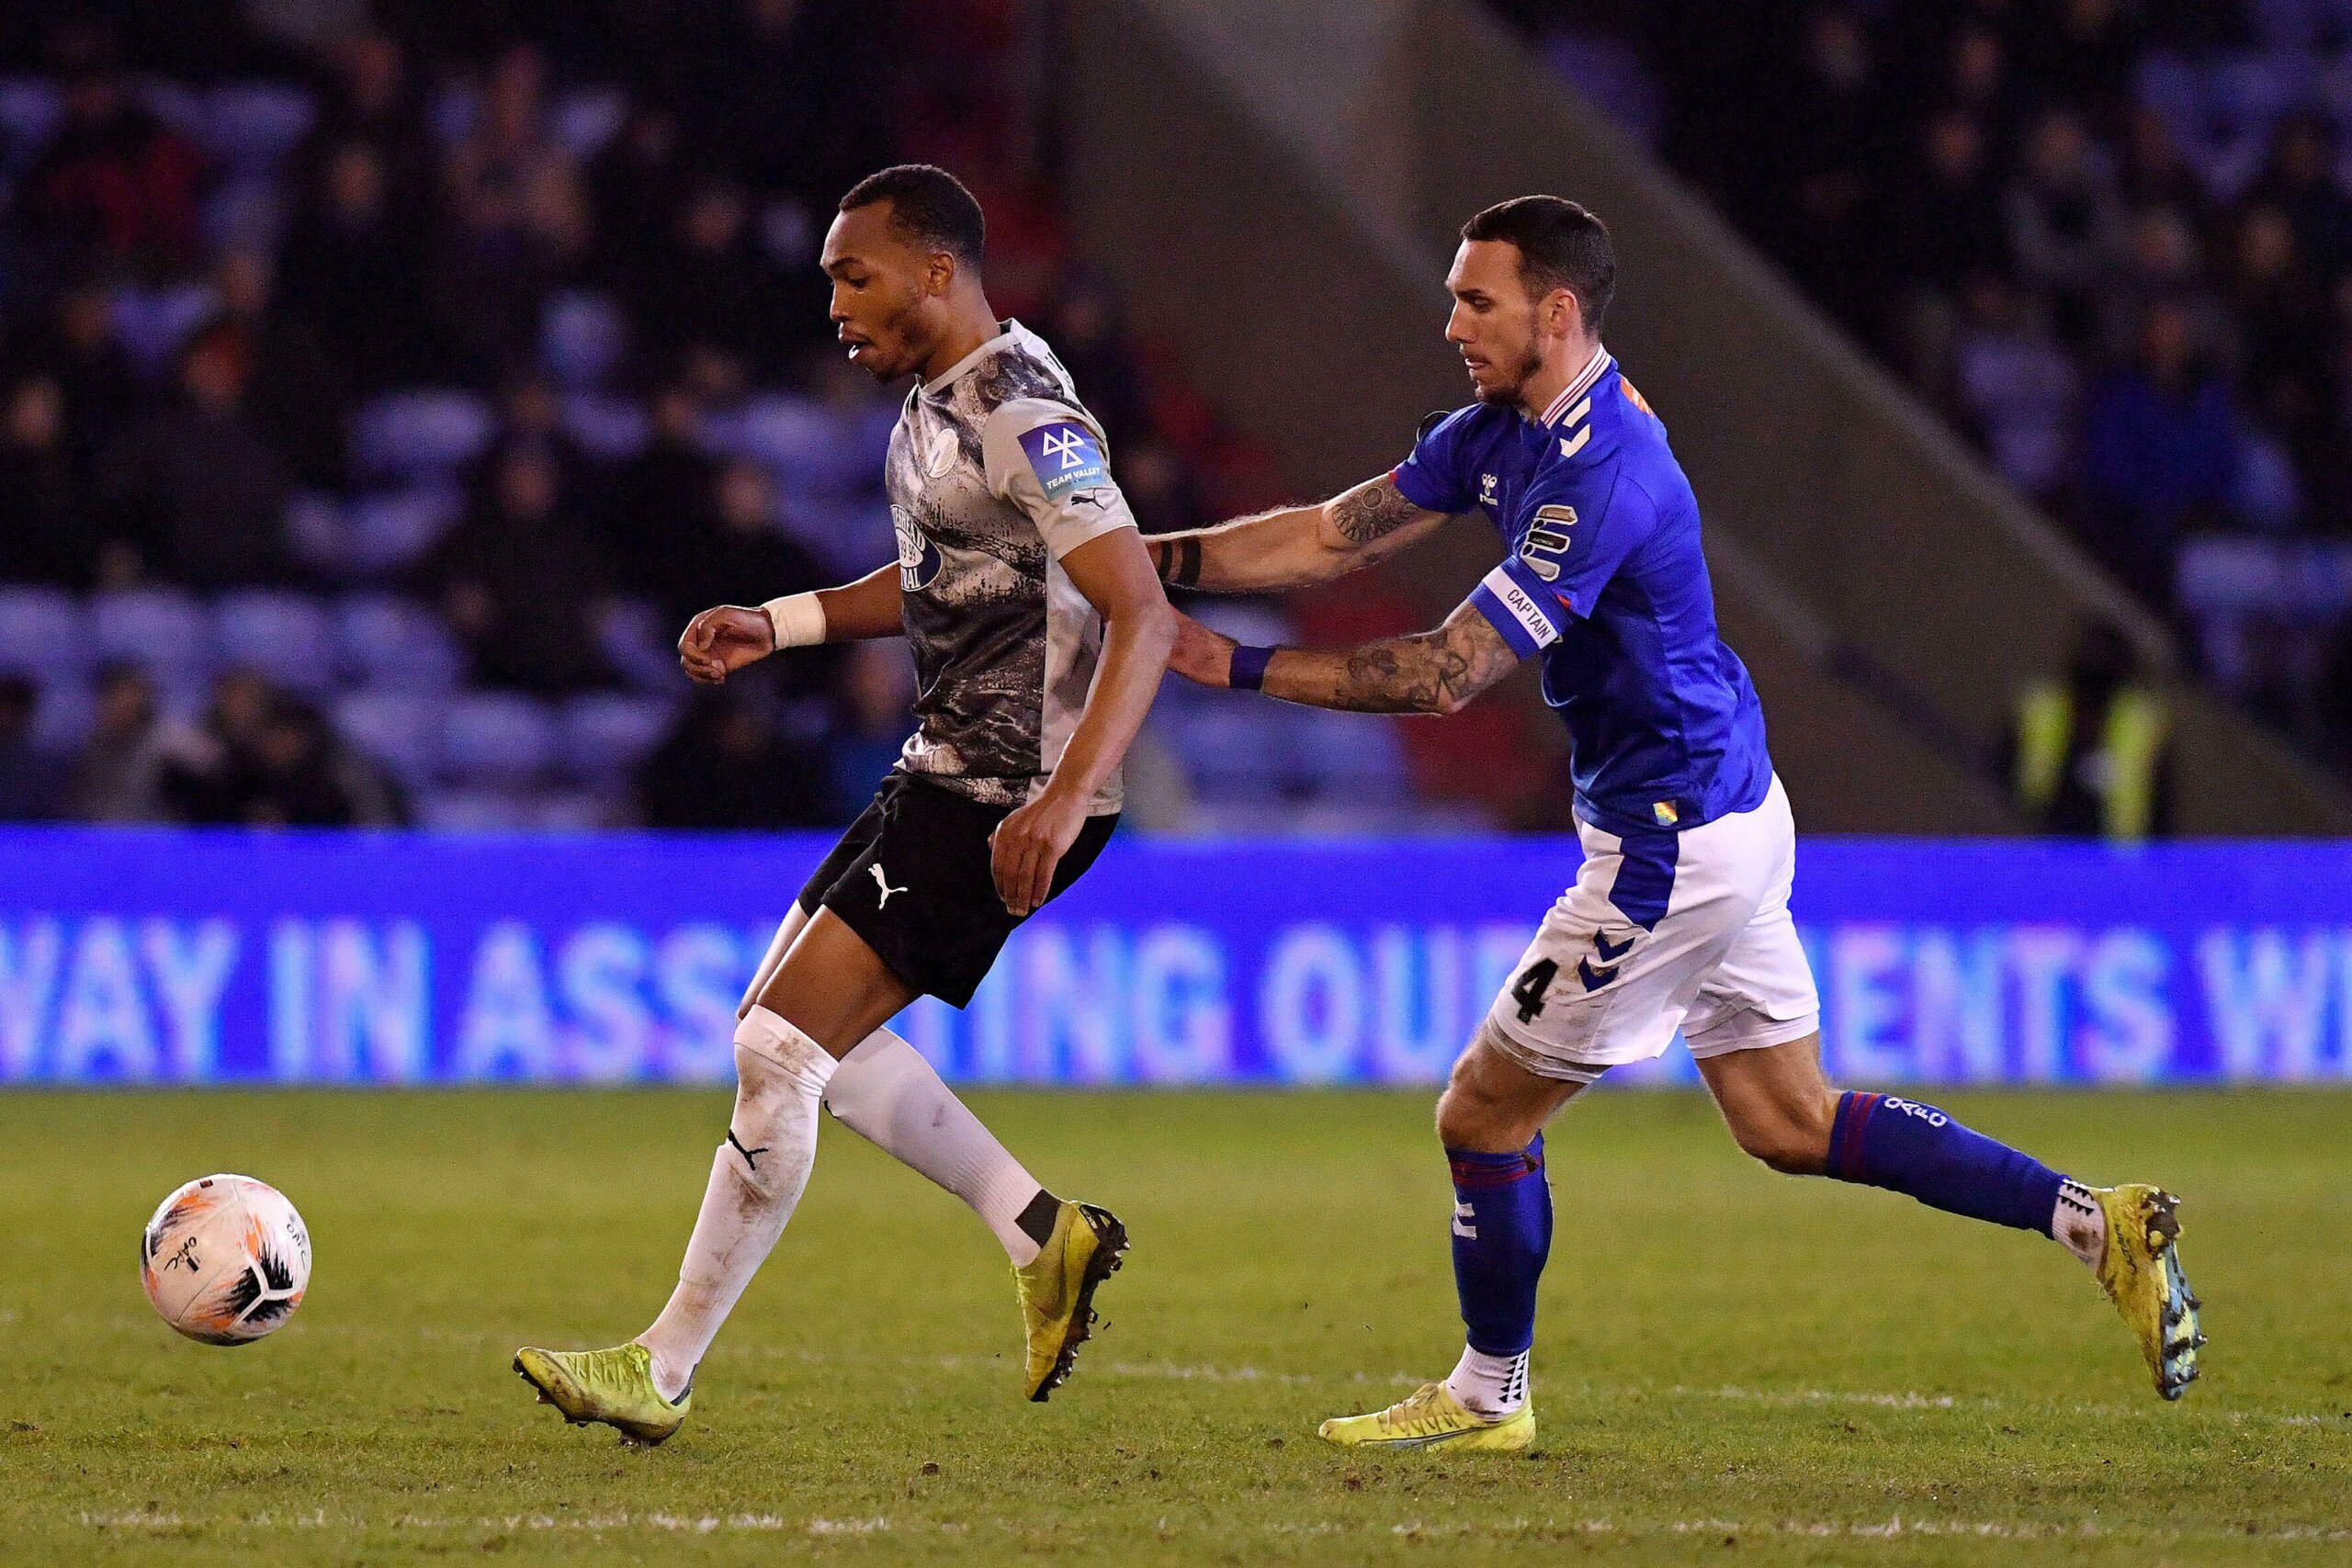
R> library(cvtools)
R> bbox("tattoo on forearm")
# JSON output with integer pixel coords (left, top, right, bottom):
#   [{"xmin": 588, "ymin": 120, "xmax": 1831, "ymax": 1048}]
[
  {"xmin": 1150, "ymin": 536, "xmax": 1203, "ymax": 588},
  {"xmin": 1329, "ymin": 478, "xmax": 1427, "ymax": 545},
  {"xmin": 1269, "ymin": 613, "xmax": 1518, "ymax": 715},
  {"xmin": 1340, "ymin": 637, "xmax": 1471, "ymax": 713}
]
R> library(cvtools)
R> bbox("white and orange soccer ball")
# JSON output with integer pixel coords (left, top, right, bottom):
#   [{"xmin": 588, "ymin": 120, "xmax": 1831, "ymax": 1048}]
[{"xmin": 139, "ymin": 1175, "xmax": 311, "ymax": 1345}]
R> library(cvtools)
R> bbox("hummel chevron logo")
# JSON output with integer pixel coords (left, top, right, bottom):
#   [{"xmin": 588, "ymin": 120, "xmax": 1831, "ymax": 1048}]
[
  {"xmin": 870, "ymin": 863, "xmax": 910, "ymax": 908},
  {"xmin": 1580, "ymin": 930, "xmax": 1636, "ymax": 989},
  {"xmin": 1039, "ymin": 427, "xmax": 1091, "ymax": 468}
]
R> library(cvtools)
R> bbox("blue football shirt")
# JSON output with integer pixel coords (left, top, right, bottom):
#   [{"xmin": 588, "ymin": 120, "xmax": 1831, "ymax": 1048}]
[{"xmin": 1390, "ymin": 347, "xmax": 1772, "ymax": 836}]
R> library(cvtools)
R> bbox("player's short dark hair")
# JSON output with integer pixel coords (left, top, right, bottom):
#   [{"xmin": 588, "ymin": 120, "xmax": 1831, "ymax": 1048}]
[
  {"xmin": 1461, "ymin": 196, "xmax": 1615, "ymax": 331},
  {"xmin": 839, "ymin": 164, "xmax": 985, "ymax": 268}
]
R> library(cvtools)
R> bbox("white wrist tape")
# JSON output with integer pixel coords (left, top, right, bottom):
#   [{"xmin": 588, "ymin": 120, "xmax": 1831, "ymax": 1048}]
[{"xmin": 760, "ymin": 592, "xmax": 827, "ymax": 649}]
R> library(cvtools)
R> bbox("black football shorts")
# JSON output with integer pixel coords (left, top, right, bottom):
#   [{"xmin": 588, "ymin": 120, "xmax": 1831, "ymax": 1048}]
[{"xmin": 795, "ymin": 771, "xmax": 1119, "ymax": 1007}]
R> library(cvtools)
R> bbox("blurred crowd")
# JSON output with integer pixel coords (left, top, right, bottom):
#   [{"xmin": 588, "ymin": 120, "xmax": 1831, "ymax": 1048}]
[
  {"xmin": 0, "ymin": 1, "xmax": 1427, "ymax": 833},
  {"xmin": 1505, "ymin": 0, "xmax": 2352, "ymax": 779}
]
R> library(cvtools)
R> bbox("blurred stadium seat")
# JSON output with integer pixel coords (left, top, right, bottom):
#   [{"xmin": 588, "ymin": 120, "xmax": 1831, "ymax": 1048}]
[
  {"xmin": 334, "ymin": 691, "xmax": 441, "ymax": 789},
  {"xmin": 213, "ymin": 592, "xmax": 339, "ymax": 698},
  {"xmin": 109, "ymin": 284, "xmax": 215, "ymax": 378},
  {"xmin": 413, "ymin": 786, "xmax": 534, "ymax": 832},
  {"xmin": 351, "ymin": 392, "xmax": 498, "ymax": 485},
  {"xmin": 28, "ymin": 677, "xmax": 94, "ymax": 756},
  {"xmin": 90, "ymin": 589, "xmax": 211, "ymax": 700},
  {"xmin": 548, "ymin": 87, "xmax": 628, "ymax": 160},
  {"xmin": 0, "ymin": 80, "xmax": 61, "ymax": 173},
  {"xmin": 1159, "ymin": 704, "xmax": 1293, "ymax": 806},
  {"xmin": 779, "ymin": 498, "xmax": 893, "ymax": 575},
  {"xmin": 1284, "ymin": 707, "xmax": 1412, "ymax": 804},
  {"xmin": 559, "ymin": 693, "xmax": 677, "ymax": 785},
  {"xmin": 198, "ymin": 82, "xmax": 315, "ymax": 172},
  {"xmin": 542, "ymin": 291, "xmax": 628, "ymax": 392},
  {"xmin": 334, "ymin": 595, "xmax": 467, "ymax": 694},
  {"xmin": 345, "ymin": 489, "xmax": 465, "ymax": 578},
  {"xmin": 559, "ymin": 393, "xmax": 650, "ymax": 462},
  {"xmin": 0, "ymin": 587, "xmax": 89, "ymax": 683},
  {"xmin": 437, "ymin": 692, "xmax": 558, "ymax": 788},
  {"xmin": 708, "ymin": 395, "xmax": 876, "ymax": 500},
  {"xmin": 596, "ymin": 601, "xmax": 686, "ymax": 694}
]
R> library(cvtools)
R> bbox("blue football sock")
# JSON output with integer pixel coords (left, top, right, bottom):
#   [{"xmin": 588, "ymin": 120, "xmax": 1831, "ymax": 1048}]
[
  {"xmin": 1825, "ymin": 1092, "xmax": 2064, "ymax": 1235},
  {"xmin": 1447, "ymin": 1134, "xmax": 1553, "ymax": 1357}
]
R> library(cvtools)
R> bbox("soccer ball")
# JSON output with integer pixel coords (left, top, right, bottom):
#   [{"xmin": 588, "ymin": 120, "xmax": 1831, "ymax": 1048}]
[{"xmin": 139, "ymin": 1175, "xmax": 311, "ymax": 1345}]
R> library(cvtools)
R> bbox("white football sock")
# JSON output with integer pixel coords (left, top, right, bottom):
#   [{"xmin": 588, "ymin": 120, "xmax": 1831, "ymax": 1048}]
[
  {"xmin": 1443, "ymin": 1344, "xmax": 1531, "ymax": 1419},
  {"xmin": 637, "ymin": 1006, "xmax": 835, "ymax": 1402},
  {"xmin": 823, "ymin": 1027, "xmax": 1051, "ymax": 1266},
  {"xmin": 2052, "ymin": 1178, "xmax": 2107, "ymax": 1268}
]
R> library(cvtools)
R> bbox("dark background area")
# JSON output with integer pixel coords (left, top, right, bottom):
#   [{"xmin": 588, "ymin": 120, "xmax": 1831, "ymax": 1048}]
[
  {"xmin": 0, "ymin": 0, "xmax": 1401, "ymax": 835},
  {"xmin": 1495, "ymin": 0, "xmax": 2352, "ymax": 785}
]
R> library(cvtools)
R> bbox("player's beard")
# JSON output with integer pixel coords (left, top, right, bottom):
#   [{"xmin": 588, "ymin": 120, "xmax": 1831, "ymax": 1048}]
[
  {"xmin": 1476, "ymin": 335, "xmax": 1545, "ymax": 408},
  {"xmin": 856, "ymin": 292, "xmax": 934, "ymax": 382}
]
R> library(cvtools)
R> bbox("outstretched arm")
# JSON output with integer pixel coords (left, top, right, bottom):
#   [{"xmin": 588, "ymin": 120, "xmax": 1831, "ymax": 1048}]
[
  {"xmin": 1167, "ymin": 599, "xmax": 1522, "ymax": 716},
  {"xmin": 676, "ymin": 563, "xmax": 903, "ymax": 684},
  {"xmin": 1147, "ymin": 473, "xmax": 1451, "ymax": 593}
]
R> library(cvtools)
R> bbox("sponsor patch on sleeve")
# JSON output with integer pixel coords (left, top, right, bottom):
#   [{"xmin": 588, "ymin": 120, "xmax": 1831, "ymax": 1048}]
[{"xmin": 1018, "ymin": 421, "xmax": 1110, "ymax": 502}]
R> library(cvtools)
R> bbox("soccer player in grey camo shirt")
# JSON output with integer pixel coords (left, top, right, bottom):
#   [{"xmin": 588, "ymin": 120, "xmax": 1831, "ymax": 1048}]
[{"xmin": 515, "ymin": 167, "xmax": 1175, "ymax": 1442}]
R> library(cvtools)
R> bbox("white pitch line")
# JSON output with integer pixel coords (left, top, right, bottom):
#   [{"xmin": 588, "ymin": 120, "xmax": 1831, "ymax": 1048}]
[{"xmin": 1664, "ymin": 1383, "xmax": 1968, "ymax": 1411}]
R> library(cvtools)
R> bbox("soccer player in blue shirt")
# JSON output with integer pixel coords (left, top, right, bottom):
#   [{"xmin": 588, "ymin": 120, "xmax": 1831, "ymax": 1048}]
[{"xmin": 1150, "ymin": 197, "xmax": 2201, "ymax": 1450}]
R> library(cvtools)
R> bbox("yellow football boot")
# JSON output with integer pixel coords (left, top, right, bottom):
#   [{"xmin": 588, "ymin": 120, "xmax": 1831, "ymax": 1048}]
[
  {"xmin": 1317, "ymin": 1382, "xmax": 1535, "ymax": 1451},
  {"xmin": 2092, "ymin": 1184, "xmax": 2204, "ymax": 1400},
  {"xmin": 514, "ymin": 1342, "xmax": 691, "ymax": 1446},
  {"xmin": 1013, "ymin": 1200, "xmax": 1127, "ymax": 1402}
]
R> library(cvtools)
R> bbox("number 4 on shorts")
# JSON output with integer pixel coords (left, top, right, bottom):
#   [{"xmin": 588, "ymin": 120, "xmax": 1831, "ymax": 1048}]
[{"xmin": 1511, "ymin": 958, "xmax": 1558, "ymax": 1023}]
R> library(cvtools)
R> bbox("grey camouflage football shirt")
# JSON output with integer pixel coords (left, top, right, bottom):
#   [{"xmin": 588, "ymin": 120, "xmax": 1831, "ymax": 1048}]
[{"xmin": 881, "ymin": 320, "xmax": 1138, "ymax": 814}]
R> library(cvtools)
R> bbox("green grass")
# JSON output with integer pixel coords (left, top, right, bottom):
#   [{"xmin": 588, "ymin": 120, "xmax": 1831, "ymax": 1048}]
[{"xmin": 1, "ymin": 1088, "xmax": 2346, "ymax": 1565}]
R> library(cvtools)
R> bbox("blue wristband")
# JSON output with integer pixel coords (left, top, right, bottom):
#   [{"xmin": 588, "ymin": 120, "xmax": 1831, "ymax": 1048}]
[{"xmin": 1229, "ymin": 644, "xmax": 1274, "ymax": 692}]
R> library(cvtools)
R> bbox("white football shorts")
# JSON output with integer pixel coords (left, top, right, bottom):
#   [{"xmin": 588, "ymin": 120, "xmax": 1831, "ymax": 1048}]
[{"xmin": 1482, "ymin": 773, "xmax": 1820, "ymax": 1081}]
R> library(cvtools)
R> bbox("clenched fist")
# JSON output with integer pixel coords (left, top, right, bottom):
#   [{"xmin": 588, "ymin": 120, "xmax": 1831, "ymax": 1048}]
[{"xmin": 676, "ymin": 604, "xmax": 776, "ymax": 684}]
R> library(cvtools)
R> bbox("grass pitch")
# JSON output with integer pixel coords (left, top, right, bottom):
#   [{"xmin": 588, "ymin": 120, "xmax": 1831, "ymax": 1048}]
[{"xmin": 1, "ymin": 1087, "xmax": 2346, "ymax": 1565}]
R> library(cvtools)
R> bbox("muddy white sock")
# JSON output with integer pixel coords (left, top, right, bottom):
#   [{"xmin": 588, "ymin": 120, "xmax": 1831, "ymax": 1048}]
[
  {"xmin": 2052, "ymin": 1178, "xmax": 2107, "ymax": 1268},
  {"xmin": 1443, "ymin": 1343, "xmax": 1530, "ymax": 1419},
  {"xmin": 638, "ymin": 1007, "xmax": 835, "ymax": 1401},
  {"xmin": 823, "ymin": 1027, "xmax": 1054, "ymax": 1266}
]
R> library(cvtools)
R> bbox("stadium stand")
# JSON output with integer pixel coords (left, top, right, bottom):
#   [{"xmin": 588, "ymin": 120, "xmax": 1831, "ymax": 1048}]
[
  {"xmin": 0, "ymin": 2, "xmax": 1419, "ymax": 832},
  {"xmin": 1492, "ymin": 0, "xmax": 2352, "ymax": 785},
  {"xmin": 1067, "ymin": 0, "xmax": 2352, "ymax": 832}
]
